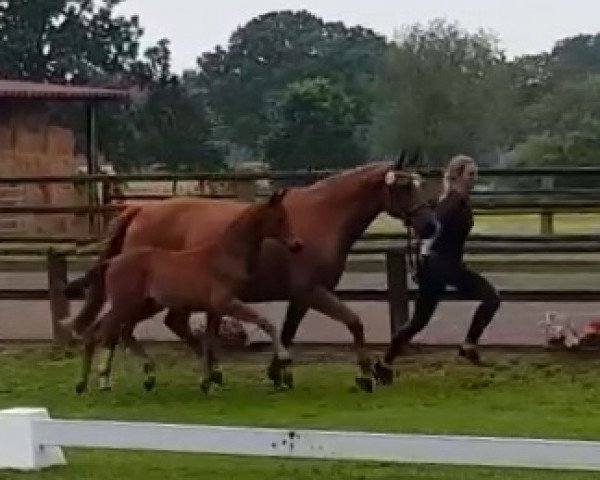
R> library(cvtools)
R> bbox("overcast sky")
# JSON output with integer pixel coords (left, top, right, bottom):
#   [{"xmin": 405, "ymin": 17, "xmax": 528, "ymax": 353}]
[{"xmin": 115, "ymin": 0, "xmax": 600, "ymax": 72}]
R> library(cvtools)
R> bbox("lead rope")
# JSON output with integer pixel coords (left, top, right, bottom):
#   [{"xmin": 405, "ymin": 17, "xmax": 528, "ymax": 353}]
[{"xmin": 405, "ymin": 225, "xmax": 420, "ymax": 284}]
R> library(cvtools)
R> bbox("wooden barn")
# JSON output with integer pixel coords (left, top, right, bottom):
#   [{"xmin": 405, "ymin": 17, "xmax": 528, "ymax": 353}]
[{"xmin": 0, "ymin": 79, "xmax": 129, "ymax": 235}]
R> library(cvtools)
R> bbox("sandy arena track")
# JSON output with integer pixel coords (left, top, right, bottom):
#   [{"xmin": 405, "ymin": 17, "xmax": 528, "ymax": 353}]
[{"xmin": 1, "ymin": 270, "xmax": 599, "ymax": 345}]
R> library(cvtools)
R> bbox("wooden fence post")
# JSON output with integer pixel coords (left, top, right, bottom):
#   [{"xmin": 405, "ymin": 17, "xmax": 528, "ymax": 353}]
[
  {"xmin": 385, "ymin": 249, "xmax": 409, "ymax": 338},
  {"xmin": 47, "ymin": 249, "xmax": 72, "ymax": 346},
  {"xmin": 100, "ymin": 177, "xmax": 111, "ymax": 234},
  {"xmin": 540, "ymin": 210, "xmax": 554, "ymax": 235},
  {"xmin": 235, "ymin": 179, "xmax": 256, "ymax": 202}
]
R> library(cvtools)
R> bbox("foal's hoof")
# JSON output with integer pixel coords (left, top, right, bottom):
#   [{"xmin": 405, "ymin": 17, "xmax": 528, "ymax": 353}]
[
  {"xmin": 267, "ymin": 359, "xmax": 279, "ymax": 383},
  {"xmin": 373, "ymin": 360, "xmax": 394, "ymax": 386},
  {"xmin": 355, "ymin": 375, "xmax": 375, "ymax": 393},
  {"xmin": 75, "ymin": 381, "xmax": 87, "ymax": 395},
  {"xmin": 210, "ymin": 370, "xmax": 224, "ymax": 386},
  {"xmin": 143, "ymin": 376, "xmax": 156, "ymax": 392},
  {"xmin": 458, "ymin": 346, "xmax": 482, "ymax": 365}
]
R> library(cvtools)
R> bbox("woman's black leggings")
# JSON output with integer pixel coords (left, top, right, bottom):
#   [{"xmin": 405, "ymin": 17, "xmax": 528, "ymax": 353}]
[{"xmin": 384, "ymin": 255, "xmax": 501, "ymax": 364}]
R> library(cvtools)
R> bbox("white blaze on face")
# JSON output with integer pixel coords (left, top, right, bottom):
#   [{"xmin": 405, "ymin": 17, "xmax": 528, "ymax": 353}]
[
  {"xmin": 385, "ymin": 170, "xmax": 396, "ymax": 186},
  {"xmin": 411, "ymin": 173, "xmax": 423, "ymax": 189}
]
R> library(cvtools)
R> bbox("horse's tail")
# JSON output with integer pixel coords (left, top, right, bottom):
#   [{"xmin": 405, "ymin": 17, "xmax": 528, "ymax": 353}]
[
  {"xmin": 62, "ymin": 205, "xmax": 142, "ymax": 335},
  {"xmin": 62, "ymin": 260, "xmax": 110, "ymax": 297}
]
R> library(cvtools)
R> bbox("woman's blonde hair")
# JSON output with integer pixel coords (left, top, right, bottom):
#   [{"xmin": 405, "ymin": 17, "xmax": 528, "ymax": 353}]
[{"xmin": 441, "ymin": 154, "xmax": 476, "ymax": 197}]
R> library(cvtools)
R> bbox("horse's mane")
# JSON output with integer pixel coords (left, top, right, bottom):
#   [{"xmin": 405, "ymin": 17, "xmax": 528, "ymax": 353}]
[{"xmin": 304, "ymin": 161, "xmax": 393, "ymax": 191}]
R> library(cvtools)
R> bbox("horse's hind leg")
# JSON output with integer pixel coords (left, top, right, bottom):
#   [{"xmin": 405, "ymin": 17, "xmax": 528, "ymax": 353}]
[
  {"xmin": 308, "ymin": 286, "xmax": 375, "ymax": 393},
  {"xmin": 76, "ymin": 334, "xmax": 96, "ymax": 395},
  {"xmin": 223, "ymin": 299, "xmax": 291, "ymax": 389},
  {"xmin": 75, "ymin": 314, "xmax": 105, "ymax": 394},
  {"xmin": 200, "ymin": 312, "xmax": 223, "ymax": 394}
]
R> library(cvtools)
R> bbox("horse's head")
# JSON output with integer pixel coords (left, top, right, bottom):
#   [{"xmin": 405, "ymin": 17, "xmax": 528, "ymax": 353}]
[
  {"xmin": 381, "ymin": 151, "xmax": 438, "ymax": 239},
  {"xmin": 259, "ymin": 188, "xmax": 304, "ymax": 253}
]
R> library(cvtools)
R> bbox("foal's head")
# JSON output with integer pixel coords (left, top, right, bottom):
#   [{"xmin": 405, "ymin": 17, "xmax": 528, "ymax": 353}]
[{"xmin": 256, "ymin": 188, "xmax": 303, "ymax": 253}]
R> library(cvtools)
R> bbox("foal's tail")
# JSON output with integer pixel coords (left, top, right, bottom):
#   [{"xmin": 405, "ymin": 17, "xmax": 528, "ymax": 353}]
[{"xmin": 62, "ymin": 205, "xmax": 142, "ymax": 335}]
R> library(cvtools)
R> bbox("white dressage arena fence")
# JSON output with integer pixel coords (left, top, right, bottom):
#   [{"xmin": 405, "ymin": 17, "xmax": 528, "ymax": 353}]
[{"xmin": 1, "ymin": 407, "xmax": 600, "ymax": 472}]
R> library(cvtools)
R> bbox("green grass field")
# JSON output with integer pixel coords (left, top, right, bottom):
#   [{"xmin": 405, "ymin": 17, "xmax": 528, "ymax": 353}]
[{"xmin": 1, "ymin": 345, "xmax": 600, "ymax": 479}]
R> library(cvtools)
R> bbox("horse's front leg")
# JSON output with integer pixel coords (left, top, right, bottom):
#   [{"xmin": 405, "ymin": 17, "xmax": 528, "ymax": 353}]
[
  {"xmin": 200, "ymin": 311, "xmax": 223, "ymax": 394},
  {"xmin": 267, "ymin": 300, "xmax": 308, "ymax": 389},
  {"xmin": 308, "ymin": 286, "xmax": 375, "ymax": 393}
]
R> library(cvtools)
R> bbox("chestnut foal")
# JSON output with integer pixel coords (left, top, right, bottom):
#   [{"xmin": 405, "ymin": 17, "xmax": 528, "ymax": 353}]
[{"xmin": 75, "ymin": 189, "xmax": 303, "ymax": 394}]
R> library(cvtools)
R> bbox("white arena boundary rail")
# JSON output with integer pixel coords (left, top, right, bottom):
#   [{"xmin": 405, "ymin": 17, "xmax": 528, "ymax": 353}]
[{"xmin": 1, "ymin": 407, "xmax": 600, "ymax": 472}]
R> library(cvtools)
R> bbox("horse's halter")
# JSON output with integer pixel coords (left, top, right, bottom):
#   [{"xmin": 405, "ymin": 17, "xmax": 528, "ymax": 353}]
[
  {"xmin": 384, "ymin": 169, "xmax": 430, "ymax": 280},
  {"xmin": 384, "ymin": 170, "xmax": 429, "ymax": 226}
]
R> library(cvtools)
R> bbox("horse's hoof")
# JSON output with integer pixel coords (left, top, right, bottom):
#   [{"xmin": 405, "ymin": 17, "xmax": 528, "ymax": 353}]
[
  {"xmin": 282, "ymin": 370, "xmax": 294, "ymax": 390},
  {"xmin": 143, "ymin": 376, "xmax": 156, "ymax": 391},
  {"xmin": 267, "ymin": 359, "xmax": 278, "ymax": 383},
  {"xmin": 200, "ymin": 378, "xmax": 212, "ymax": 394},
  {"xmin": 75, "ymin": 382, "xmax": 87, "ymax": 395},
  {"xmin": 267, "ymin": 361, "xmax": 285, "ymax": 388},
  {"xmin": 278, "ymin": 356, "xmax": 292, "ymax": 366},
  {"xmin": 458, "ymin": 346, "xmax": 482, "ymax": 365},
  {"xmin": 373, "ymin": 360, "xmax": 394, "ymax": 386},
  {"xmin": 210, "ymin": 370, "xmax": 224, "ymax": 386},
  {"xmin": 98, "ymin": 377, "xmax": 111, "ymax": 392},
  {"xmin": 355, "ymin": 375, "xmax": 375, "ymax": 393}
]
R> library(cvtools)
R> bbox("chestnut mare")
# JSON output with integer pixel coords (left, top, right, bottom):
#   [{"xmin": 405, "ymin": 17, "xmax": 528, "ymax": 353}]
[
  {"xmin": 64, "ymin": 156, "xmax": 437, "ymax": 392},
  {"xmin": 74, "ymin": 189, "xmax": 302, "ymax": 394}
]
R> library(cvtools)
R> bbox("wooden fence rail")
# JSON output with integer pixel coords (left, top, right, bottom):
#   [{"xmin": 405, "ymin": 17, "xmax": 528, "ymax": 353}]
[
  {"xmin": 2, "ymin": 166, "xmax": 600, "ymax": 235},
  {"xmin": 1, "ymin": 167, "xmax": 600, "ymax": 342},
  {"xmin": 0, "ymin": 238, "xmax": 596, "ymax": 344}
]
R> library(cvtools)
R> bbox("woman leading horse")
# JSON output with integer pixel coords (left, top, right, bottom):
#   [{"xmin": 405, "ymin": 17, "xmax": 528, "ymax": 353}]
[{"xmin": 374, "ymin": 155, "xmax": 502, "ymax": 385}]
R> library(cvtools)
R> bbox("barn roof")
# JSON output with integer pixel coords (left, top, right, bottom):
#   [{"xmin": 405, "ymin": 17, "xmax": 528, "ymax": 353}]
[{"xmin": 0, "ymin": 79, "xmax": 130, "ymax": 102}]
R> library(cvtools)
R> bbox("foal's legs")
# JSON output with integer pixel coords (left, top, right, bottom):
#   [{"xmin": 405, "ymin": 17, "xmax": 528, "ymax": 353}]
[
  {"xmin": 95, "ymin": 307, "xmax": 129, "ymax": 391},
  {"xmin": 163, "ymin": 309, "xmax": 204, "ymax": 357},
  {"xmin": 308, "ymin": 286, "xmax": 375, "ymax": 392},
  {"xmin": 222, "ymin": 299, "xmax": 291, "ymax": 389},
  {"xmin": 122, "ymin": 327, "xmax": 157, "ymax": 391},
  {"xmin": 75, "ymin": 308, "xmax": 120, "ymax": 394}
]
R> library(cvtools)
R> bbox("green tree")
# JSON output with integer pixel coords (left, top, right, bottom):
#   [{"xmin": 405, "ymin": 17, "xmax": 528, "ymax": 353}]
[
  {"xmin": 515, "ymin": 75, "xmax": 600, "ymax": 167},
  {"xmin": 194, "ymin": 10, "xmax": 387, "ymax": 154},
  {"xmin": 370, "ymin": 19, "xmax": 517, "ymax": 166},
  {"xmin": 262, "ymin": 77, "xmax": 365, "ymax": 169},
  {"xmin": 0, "ymin": 0, "xmax": 146, "ymax": 84},
  {"xmin": 103, "ymin": 40, "xmax": 223, "ymax": 171}
]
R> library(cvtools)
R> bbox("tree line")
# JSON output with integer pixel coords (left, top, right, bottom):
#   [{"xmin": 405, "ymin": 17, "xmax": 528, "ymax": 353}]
[{"xmin": 1, "ymin": 1, "xmax": 599, "ymax": 171}]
